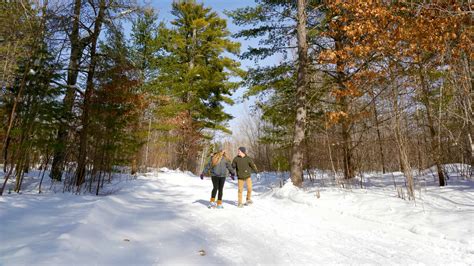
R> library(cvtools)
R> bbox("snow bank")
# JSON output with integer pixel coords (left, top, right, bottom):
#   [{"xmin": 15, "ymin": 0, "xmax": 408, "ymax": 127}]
[{"xmin": 256, "ymin": 166, "xmax": 474, "ymax": 251}]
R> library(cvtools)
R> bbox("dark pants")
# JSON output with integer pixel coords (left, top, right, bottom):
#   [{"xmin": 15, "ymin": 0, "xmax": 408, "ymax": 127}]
[{"xmin": 211, "ymin": 176, "xmax": 226, "ymax": 201}]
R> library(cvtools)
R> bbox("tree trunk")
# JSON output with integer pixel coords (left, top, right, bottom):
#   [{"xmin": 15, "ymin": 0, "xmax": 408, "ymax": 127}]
[
  {"xmin": 75, "ymin": 0, "xmax": 107, "ymax": 187},
  {"xmin": 38, "ymin": 150, "xmax": 50, "ymax": 194},
  {"xmin": 131, "ymin": 159, "xmax": 137, "ymax": 175},
  {"xmin": 50, "ymin": 0, "xmax": 86, "ymax": 181},
  {"xmin": 341, "ymin": 115, "xmax": 354, "ymax": 179},
  {"xmin": 372, "ymin": 99, "xmax": 386, "ymax": 173},
  {"xmin": 332, "ymin": 28, "xmax": 355, "ymax": 180},
  {"xmin": 461, "ymin": 53, "xmax": 474, "ymax": 172},
  {"xmin": 419, "ymin": 67, "xmax": 445, "ymax": 186},
  {"xmin": 290, "ymin": 0, "xmax": 308, "ymax": 187},
  {"xmin": 2, "ymin": 64, "xmax": 29, "ymax": 173},
  {"xmin": 392, "ymin": 80, "xmax": 415, "ymax": 200},
  {"xmin": 324, "ymin": 114, "xmax": 337, "ymax": 179},
  {"xmin": 0, "ymin": 156, "xmax": 16, "ymax": 195}
]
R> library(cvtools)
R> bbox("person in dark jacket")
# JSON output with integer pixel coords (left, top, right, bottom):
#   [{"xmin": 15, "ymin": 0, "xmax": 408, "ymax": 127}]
[
  {"xmin": 232, "ymin": 147, "xmax": 259, "ymax": 208},
  {"xmin": 200, "ymin": 146, "xmax": 235, "ymax": 209}
]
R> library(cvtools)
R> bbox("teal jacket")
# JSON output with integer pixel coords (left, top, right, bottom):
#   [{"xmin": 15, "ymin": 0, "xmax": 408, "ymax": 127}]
[{"xmin": 202, "ymin": 158, "xmax": 235, "ymax": 177}]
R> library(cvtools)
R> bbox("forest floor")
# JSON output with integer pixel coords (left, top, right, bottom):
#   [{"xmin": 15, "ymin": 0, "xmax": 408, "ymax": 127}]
[{"xmin": 1, "ymin": 165, "xmax": 473, "ymax": 265}]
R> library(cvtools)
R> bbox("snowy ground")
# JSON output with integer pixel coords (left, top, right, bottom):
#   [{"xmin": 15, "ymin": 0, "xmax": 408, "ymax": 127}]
[{"xmin": 1, "ymin": 166, "xmax": 473, "ymax": 265}]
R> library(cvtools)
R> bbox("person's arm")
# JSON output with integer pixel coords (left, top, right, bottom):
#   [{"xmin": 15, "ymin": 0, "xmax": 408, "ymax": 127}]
[
  {"xmin": 232, "ymin": 157, "xmax": 237, "ymax": 170},
  {"xmin": 249, "ymin": 158, "xmax": 258, "ymax": 173},
  {"xmin": 226, "ymin": 160, "xmax": 235, "ymax": 176},
  {"xmin": 202, "ymin": 158, "xmax": 212, "ymax": 175}
]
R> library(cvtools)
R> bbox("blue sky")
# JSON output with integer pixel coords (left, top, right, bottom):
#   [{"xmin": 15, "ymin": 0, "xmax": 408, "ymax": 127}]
[{"xmin": 137, "ymin": 0, "xmax": 277, "ymax": 136}]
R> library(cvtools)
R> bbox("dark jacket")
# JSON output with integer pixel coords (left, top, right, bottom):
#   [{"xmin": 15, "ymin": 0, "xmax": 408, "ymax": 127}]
[
  {"xmin": 202, "ymin": 157, "xmax": 235, "ymax": 177},
  {"xmin": 232, "ymin": 155, "xmax": 258, "ymax": 179}
]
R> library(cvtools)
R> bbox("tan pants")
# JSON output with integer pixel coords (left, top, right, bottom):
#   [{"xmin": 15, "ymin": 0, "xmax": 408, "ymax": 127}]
[{"xmin": 238, "ymin": 178, "xmax": 252, "ymax": 204}]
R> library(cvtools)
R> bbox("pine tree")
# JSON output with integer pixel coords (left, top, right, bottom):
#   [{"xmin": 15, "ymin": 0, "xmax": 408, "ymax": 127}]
[
  {"xmin": 75, "ymin": 0, "xmax": 108, "ymax": 187},
  {"xmin": 0, "ymin": 0, "xmax": 63, "ymax": 194},
  {"xmin": 130, "ymin": 8, "xmax": 159, "ymax": 171},
  {"xmin": 0, "ymin": 41, "xmax": 63, "ymax": 195},
  {"xmin": 131, "ymin": 8, "xmax": 159, "ymax": 83},
  {"xmin": 1, "ymin": 0, "xmax": 41, "ymax": 173},
  {"xmin": 290, "ymin": 0, "xmax": 309, "ymax": 187},
  {"xmin": 50, "ymin": 0, "xmax": 90, "ymax": 181},
  {"xmin": 86, "ymin": 25, "xmax": 144, "ymax": 194},
  {"xmin": 228, "ymin": 0, "xmax": 324, "ymax": 185},
  {"xmin": 154, "ymin": 0, "xmax": 243, "ymax": 172}
]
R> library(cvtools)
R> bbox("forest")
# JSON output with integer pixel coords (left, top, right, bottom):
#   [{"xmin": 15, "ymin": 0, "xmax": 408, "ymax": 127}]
[{"xmin": 1, "ymin": 0, "xmax": 472, "ymax": 198}]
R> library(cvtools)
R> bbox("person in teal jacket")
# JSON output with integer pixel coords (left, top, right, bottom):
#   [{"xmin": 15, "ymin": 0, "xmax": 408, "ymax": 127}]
[{"xmin": 201, "ymin": 146, "xmax": 235, "ymax": 209}]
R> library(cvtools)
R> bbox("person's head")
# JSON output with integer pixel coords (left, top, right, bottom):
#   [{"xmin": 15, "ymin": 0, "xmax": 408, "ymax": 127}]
[
  {"xmin": 212, "ymin": 144, "xmax": 229, "ymax": 165},
  {"xmin": 214, "ymin": 143, "xmax": 223, "ymax": 152},
  {"xmin": 237, "ymin": 147, "xmax": 246, "ymax": 157}
]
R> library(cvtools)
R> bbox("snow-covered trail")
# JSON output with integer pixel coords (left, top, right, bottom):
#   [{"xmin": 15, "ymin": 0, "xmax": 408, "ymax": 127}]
[{"xmin": 1, "ymin": 170, "xmax": 473, "ymax": 265}]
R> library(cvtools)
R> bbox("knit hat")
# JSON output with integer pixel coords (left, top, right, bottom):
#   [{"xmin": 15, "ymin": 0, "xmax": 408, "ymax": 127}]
[{"xmin": 238, "ymin": 147, "xmax": 246, "ymax": 154}]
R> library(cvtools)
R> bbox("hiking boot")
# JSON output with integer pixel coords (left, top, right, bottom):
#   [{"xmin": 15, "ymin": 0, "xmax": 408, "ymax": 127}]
[
  {"xmin": 237, "ymin": 203, "xmax": 244, "ymax": 208},
  {"xmin": 244, "ymin": 200, "xmax": 253, "ymax": 206}
]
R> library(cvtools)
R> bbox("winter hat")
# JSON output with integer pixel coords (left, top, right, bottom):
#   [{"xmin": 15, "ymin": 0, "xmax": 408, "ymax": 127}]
[{"xmin": 238, "ymin": 147, "xmax": 246, "ymax": 154}]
